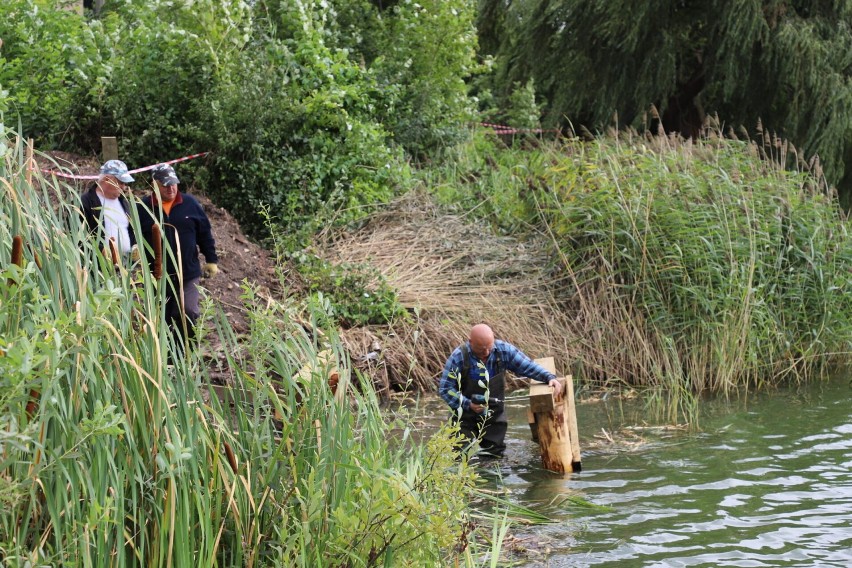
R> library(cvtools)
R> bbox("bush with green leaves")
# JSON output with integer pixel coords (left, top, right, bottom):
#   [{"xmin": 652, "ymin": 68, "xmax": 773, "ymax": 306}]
[
  {"xmin": 196, "ymin": 11, "xmax": 409, "ymax": 242},
  {"xmin": 266, "ymin": 0, "xmax": 482, "ymax": 159},
  {"xmin": 366, "ymin": 0, "xmax": 481, "ymax": 157},
  {"xmin": 76, "ymin": 0, "xmax": 253, "ymax": 165},
  {"xmin": 0, "ymin": 0, "xmax": 100, "ymax": 144},
  {"xmin": 291, "ymin": 250, "xmax": 408, "ymax": 327}
]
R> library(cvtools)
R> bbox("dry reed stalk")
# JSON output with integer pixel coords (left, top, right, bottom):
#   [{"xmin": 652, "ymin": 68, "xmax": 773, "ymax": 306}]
[
  {"xmin": 25, "ymin": 139, "xmax": 34, "ymax": 187},
  {"xmin": 326, "ymin": 192, "xmax": 579, "ymax": 393}
]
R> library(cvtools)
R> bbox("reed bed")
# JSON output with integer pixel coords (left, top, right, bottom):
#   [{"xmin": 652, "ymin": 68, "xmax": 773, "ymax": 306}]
[
  {"xmin": 539, "ymin": 132, "xmax": 852, "ymax": 419},
  {"xmin": 0, "ymin": 134, "xmax": 509, "ymax": 566},
  {"xmin": 323, "ymin": 191, "xmax": 578, "ymax": 393},
  {"xmin": 419, "ymin": 127, "xmax": 852, "ymax": 422}
]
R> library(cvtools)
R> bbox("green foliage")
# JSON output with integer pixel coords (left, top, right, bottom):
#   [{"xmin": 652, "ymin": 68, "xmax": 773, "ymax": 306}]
[
  {"xmin": 0, "ymin": 130, "xmax": 501, "ymax": 567},
  {"xmin": 505, "ymin": 79, "xmax": 543, "ymax": 129},
  {"xmin": 196, "ymin": 12, "xmax": 409, "ymax": 241},
  {"xmin": 0, "ymin": 0, "xmax": 100, "ymax": 144},
  {"xmin": 478, "ymin": 0, "xmax": 852, "ymax": 194},
  {"xmin": 76, "ymin": 0, "xmax": 252, "ymax": 164},
  {"xmin": 363, "ymin": 0, "xmax": 481, "ymax": 157},
  {"xmin": 425, "ymin": 129, "xmax": 541, "ymax": 233},
  {"xmin": 260, "ymin": 0, "xmax": 483, "ymax": 157},
  {"xmin": 292, "ymin": 250, "xmax": 408, "ymax": 327}
]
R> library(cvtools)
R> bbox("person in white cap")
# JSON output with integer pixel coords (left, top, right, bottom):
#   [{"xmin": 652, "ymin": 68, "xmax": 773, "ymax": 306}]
[
  {"xmin": 138, "ymin": 164, "xmax": 218, "ymax": 344},
  {"xmin": 80, "ymin": 159, "xmax": 138, "ymax": 262}
]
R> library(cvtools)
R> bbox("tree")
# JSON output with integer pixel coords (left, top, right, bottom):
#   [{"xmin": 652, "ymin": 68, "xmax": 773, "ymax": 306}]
[{"xmin": 478, "ymin": 0, "xmax": 852, "ymax": 194}]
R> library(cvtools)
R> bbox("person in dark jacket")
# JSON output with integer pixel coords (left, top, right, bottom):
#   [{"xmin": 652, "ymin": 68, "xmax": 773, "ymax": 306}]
[
  {"xmin": 137, "ymin": 164, "xmax": 218, "ymax": 343},
  {"xmin": 80, "ymin": 159, "xmax": 137, "ymax": 262},
  {"xmin": 439, "ymin": 324, "xmax": 563, "ymax": 458}
]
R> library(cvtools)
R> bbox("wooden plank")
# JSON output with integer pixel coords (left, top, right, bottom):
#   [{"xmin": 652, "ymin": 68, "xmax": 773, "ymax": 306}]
[
  {"xmin": 530, "ymin": 357, "xmax": 556, "ymax": 415},
  {"xmin": 537, "ymin": 356, "xmax": 556, "ymax": 374},
  {"xmin": 532, "ymin": 357, "xmax": 573, "ymax": 473},
  {"xmin": 529, "ymin": 384, "xmax": 555, "ymax": 413},
  {"xmin": 101, "ymin": 136, "xmax": 118, "ymax": 162},
  {"xmin": 530, "ymin": 356, "xmax": 557, "ymax": 413},
  {"xmin": 565, "ymin": 374, "xmax": 582, "ymax": 472},
  {"xmin": 527, "ymin": 406, "xmax": 539, "ymax": 443}
]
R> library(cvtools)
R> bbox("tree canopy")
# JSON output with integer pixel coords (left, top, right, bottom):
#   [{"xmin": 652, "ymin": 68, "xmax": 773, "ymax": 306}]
[{"xmin": 478, "ymin": 0, "xmax": 852, "ymax": 194}]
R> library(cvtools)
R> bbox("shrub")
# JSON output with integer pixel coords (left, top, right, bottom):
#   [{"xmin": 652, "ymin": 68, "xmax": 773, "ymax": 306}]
[
  {"xmin": 0, "ymin": 0, "xmax": 100, "ymax": 145},
  {"xmin": 197, "ymin": 13, "xmax": 409, "ymax": 242},
  {"xmin": 291, "ymin": 250, "xmax": 407, "ymax": 327}
]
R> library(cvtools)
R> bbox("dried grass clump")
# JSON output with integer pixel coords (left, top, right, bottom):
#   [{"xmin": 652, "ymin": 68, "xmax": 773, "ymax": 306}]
[{"xmin": 325, "ymin": 191, "xmax": 578, "ymax": 394}]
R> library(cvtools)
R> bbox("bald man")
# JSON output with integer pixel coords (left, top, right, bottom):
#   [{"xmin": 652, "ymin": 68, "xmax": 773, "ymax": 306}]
[{"xmin": 439, "ymin": 324, "xmax": 563, "ymax": 458}]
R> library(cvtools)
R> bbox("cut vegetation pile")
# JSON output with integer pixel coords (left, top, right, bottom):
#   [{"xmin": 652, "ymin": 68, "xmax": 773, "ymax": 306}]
[{"xmin": 324, "ymin": 191, "xmax": 578, "ymax": 394}]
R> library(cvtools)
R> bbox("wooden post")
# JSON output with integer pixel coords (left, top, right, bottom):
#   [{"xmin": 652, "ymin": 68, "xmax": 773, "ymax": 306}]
[
  {"xmin": 101, "ymin": 136, "xmax": 118, "ymax": 162},
  {"xmin": 531, "ymin": 357, "xmax": 582, "ymax": 474}
]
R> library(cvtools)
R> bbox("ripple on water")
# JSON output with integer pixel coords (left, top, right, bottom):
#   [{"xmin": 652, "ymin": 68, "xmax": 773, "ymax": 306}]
[{"xmin": 501, "ymin": 377, "xmax": 852, "ymax": 567}]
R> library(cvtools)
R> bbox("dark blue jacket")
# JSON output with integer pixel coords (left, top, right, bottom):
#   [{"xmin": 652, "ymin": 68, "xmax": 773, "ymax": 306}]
[{"xmin": 138, "ymin": 191, "xmax": 217, "ymax": 281}]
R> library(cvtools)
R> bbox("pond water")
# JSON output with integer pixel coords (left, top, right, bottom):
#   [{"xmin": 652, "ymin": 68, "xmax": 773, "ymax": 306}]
[{"xmin": 413, "ymin": 376, "xmax": 852, "ymax": 566}]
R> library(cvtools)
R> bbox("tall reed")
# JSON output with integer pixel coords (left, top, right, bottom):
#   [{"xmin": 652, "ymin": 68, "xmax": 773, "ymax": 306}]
[
  {"xmin": 0, "ymin": 132, "xmax": 505, "ymax": 566},
  {"xmin": 430, "ymin": 129, "xmax": 852, "ymax": 422}
]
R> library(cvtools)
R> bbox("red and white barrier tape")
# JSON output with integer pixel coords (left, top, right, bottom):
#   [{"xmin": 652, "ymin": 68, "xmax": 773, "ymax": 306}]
[
  {"xmin": 41, "ymin": 151, "xmax": 210, "ymax": 180},
  {"xmin": 479, "ymin": 122, "xmax": 560, "ymax": 135}
]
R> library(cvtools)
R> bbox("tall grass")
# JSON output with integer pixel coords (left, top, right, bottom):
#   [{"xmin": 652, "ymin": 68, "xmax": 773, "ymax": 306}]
[
  {"xmin": 429, "ymin": 129, "xmax": 852, "ymax": 422},
  {"xmin": 0, "ymin": 132, "xmax": 505, "ymax": 566}
]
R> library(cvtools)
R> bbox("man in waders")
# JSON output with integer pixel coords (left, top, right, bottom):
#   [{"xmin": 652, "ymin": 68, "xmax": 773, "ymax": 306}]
[{"xmin": 439, "ymin": 324, "xmax": 563, "ymax": 458}]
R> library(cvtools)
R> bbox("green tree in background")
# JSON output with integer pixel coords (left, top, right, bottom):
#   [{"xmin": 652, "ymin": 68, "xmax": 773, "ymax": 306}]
[
  {"xmin": 0, "ymin": 0, "xmax": 477, "ymax": 240},
  {"xmin": 310, "ymin": 0, "xmax": 482, "ymax": 157},
  {"xmin": 478, "ymin": 0, "xmax": 852, "ymax": 194}
]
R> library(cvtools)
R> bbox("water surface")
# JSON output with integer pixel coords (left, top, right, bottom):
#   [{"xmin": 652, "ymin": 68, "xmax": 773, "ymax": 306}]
[{"xmin": 416, "ymin": 377, "xmax": 852, "ymax": 566}]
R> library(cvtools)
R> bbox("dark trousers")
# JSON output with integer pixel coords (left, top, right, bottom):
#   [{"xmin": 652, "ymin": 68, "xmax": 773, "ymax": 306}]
[
  {"xmin": 454, "ymin": 409, "xmax": 508, "ymax": 457},
  {"xmin": 165, "ymin": 276, "xmax": 200, "ymax": 344}
]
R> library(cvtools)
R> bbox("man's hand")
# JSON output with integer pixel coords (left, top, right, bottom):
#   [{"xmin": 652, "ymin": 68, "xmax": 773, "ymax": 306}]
[
  {"xmin": 130, "ymin": 245, "xmax": 141, "ymax": 263},
  {"xmin": 548, "ymin": 378, "xmax": 563, "ymax": 401},
  {"xmin": 470, "ymin": 402, "xmax": 486, "ymax": 415},
  {"xmin": 202, "ymin": 263, "xmax": 219, "ymax": 278}
]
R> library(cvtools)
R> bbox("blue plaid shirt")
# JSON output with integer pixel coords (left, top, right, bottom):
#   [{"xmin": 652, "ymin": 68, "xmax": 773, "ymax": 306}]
[{"xmin": 438, "ymin": 340, "xmax": 556, "ymax": 411}]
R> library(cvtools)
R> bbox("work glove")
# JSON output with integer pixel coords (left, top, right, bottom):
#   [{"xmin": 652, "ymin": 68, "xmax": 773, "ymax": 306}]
[
  {"xmin": 130, "ymin": 244, "xmax": 141, "ymax": 263},
  {"xmin": 202, "ymin": 263, "xmax": 219, "ymax": 278}
]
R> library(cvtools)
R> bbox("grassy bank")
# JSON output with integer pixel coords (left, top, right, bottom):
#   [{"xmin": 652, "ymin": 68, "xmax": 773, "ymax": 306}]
[
  {"xmin": 0, "ymin": 133, "xmax": 505, "ymax": 566},
  {"xmin": 428, "ymin": 130, "xmax": 852, "ymax": 421}
]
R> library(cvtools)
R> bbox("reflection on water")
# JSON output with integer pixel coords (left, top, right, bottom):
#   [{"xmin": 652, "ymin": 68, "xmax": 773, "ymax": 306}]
[{"xmin": 411, "ymin": 378, "xmax": 852, "ymax": 566}]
